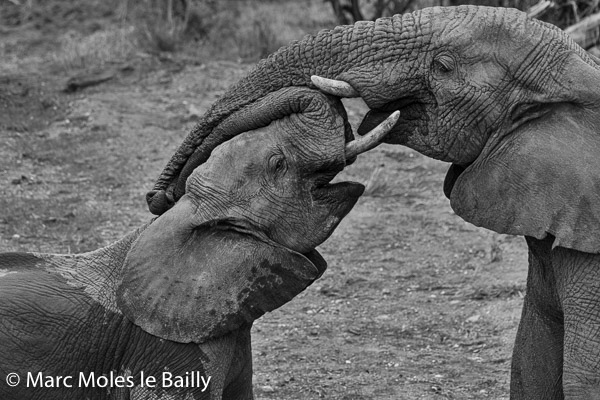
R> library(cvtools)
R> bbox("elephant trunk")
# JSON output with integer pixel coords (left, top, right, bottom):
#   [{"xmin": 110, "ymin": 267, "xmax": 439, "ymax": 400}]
[{"xmin": 147, "ymin": 12, "xmax": 425, "ymax": 215}]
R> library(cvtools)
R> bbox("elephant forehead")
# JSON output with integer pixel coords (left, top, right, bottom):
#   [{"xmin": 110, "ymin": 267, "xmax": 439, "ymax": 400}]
[
  {"xmin": 276, "ymin": 110, "xmax": 346, "ymax": 157},
  {"xmin": 187, "ymin": 107, "xmax": 346, "ymax": 187},
  {"xmin": 209, "ymin": 113, "xmax": 346, "ymax": 168},
  {"xmin": 427, "ymin": 5, "xmax": 525, "ymax": 31},
  {"xmin": 213, "ymin": 129, "xmax": 275, "ymax": 158},
  {"xmin": 430, "ymin": 7, "xmax": 533, "ymax": 50}
]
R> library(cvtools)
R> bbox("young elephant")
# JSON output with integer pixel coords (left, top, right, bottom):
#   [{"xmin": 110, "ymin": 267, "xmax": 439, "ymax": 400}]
[{"xmin": 0, "ymin": 88, "xmax": 395, "ymax": 400}]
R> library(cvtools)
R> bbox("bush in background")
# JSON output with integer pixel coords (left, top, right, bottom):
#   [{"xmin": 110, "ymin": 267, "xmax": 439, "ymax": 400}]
[
  {"xmin": 50, "ymin": 27, "xmax": 138, "ymax": 71},
  {"xmin": 5, "ymin": 0, "xmax": 600, "ymax": 71},
  {"xmin": 114, "ymin": 0, "xmax": 336, "ymax": 60},
  {"xmin": 182, "ymin": 0, "xmax": 336, "ymax": 61},
  {"xmin": 324, "ymin": 0, "xmax": 600, "ymax": 30},
  {"xmin": 122, "ymin": 0, "xmax": 219, "ymax": 53}
]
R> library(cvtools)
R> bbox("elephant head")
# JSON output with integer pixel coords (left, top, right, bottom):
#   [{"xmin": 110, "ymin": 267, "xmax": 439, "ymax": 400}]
[
  {"xmin": 311, "ymin": 7, "xmax": 600, "ymax": 254},
  {"xmin": 118, "ymin": 87, "xmax": 396, "ymax": 343}
]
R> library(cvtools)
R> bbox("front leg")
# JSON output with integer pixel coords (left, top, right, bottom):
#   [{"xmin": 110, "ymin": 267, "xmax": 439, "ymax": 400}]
[
  {"xmin": 200, "ymin": 327, "xmax": 254, "ymax": 400},
  {"xmin": 222, "ymin": 328, "xmax": 254, "ymax": 400},
  {"xmin": 511, "ymin": 238, "xmax": 564, "ymax": 399},
  {"xmin": 510, "ymin": 296, "xmax": 564, "ymax": 399},
  {"xmin": 199, "ymin": 333, "xmax": 239, "ymax": 400},
  {"xmin": 555, "ymin": 248, "xmax": 600, "ymax": 399}
]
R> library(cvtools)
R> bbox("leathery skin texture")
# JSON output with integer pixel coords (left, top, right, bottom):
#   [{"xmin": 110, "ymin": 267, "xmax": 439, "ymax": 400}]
[
  {"xmin": 0, "ymin": 231, "xmax": 252, "ymax": 400},
  {"xmin": 510, "ymin": 236, "xmax": 600, "ymax": 399}
]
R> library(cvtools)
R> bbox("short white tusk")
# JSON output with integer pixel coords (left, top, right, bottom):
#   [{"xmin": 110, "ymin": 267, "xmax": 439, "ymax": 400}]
[
  {"xmin": 311, "ymin": 75, "xmax": 360, "ymax": 98},
  {"xmin": 345, "ymin": 111, "xmax": 400, "ymax": 159}
]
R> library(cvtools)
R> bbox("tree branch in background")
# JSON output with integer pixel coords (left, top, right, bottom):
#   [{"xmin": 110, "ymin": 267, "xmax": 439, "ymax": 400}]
[
  {"xmin": 323, "ymin": 0, "xmax": 600, "ymax": 51},
  {"xmin": 324, "ymin": 0, "xmax": 418, "ymax": 23}
]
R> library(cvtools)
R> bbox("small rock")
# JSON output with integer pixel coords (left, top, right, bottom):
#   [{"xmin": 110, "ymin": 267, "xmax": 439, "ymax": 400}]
[
  {"xmin": 12, "ymin": 234, "xmax": 20, "ymax": 241},
  {"xmin": 347, "ymin": 328, "xmax": 361, "ymax": 336},
  {"xmin": 260, "ymin": 385, "xmax": 275, "ymax": 393},
  {"xmin": 11, "ymin": 175, "xmax": 28, "ymax": 185},
  {"xmin": 466, "ymin": 314, "xmax": 481, "ymax": 323},
  {"xmin": 187, "ymin": 103, "xmax": 202, "ymax": 119}
]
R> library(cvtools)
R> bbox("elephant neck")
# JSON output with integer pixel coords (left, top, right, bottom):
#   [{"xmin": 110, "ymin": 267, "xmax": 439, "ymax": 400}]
[{"xmin": 39, "ymin": 222, "xmax": 152, "ymax": 312}]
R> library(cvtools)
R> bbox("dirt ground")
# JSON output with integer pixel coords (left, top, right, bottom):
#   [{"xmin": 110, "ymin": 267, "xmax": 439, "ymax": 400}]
[{"xmin": 1, "ymin": 3, "xmax": 529, "ymax": 399}]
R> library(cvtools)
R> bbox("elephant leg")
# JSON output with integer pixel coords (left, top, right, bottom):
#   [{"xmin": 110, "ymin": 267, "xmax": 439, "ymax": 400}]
[
  {"xmin": 556, "ymin": 250, "xmax": 600, "ymax": 399},
  {"xmin": 510, "ymin": 296, "xmax": 564, "ymax": 399},
  {"xmin": 197, "ymin": 332, "xmax": 238, "ymax": 400},
  {"xmin": 222, "ymin": 361, "xmax": 253, "ymax": 400},
  {"xmin": 222, "ymin": 328, "xmax": 254, "ymax": 400},
  {"xmin": 511, "ymin": 242, "xmax": 564, "ymax": 399}
]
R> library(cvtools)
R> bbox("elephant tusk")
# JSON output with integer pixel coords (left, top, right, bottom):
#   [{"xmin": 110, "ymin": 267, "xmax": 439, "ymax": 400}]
[
  {"xmin": 311, "ymin": 75, "xmax": 360, "ymax": 97},
  {"xmin": 345, "ymin": 111, "xmax": 400, "ymax": 159}
]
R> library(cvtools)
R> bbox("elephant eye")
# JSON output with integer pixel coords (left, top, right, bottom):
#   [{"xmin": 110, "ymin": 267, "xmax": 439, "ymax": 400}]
[
  {"xmin": 432, "ymin": 54, "xmax": 455, "ymax": 75},
  {"xmin": 268, "ymin": 154, "xmax": 287, "ymax": 176}
]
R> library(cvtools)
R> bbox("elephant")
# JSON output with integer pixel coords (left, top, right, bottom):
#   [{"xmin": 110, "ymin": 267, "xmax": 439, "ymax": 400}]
[
  {"xmin": 142, "ymin": 5, "xmax": 600, "ymax": 399},
  {"xmin": 0, "ymin": 87, "xmax": 396, "ymax": 400},
  {"xmin": 310, "ymin": 7, "xmax": 600, "ymax": 400}
]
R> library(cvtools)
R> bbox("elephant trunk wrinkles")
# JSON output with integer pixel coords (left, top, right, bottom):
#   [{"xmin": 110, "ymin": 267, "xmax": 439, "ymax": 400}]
[{"xmin": 147, "ymin": 11, "xmax": 425, "ymax": 215}]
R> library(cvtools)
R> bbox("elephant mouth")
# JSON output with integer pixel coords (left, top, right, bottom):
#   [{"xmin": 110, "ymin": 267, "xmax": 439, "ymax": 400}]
[
  {"xmin": 310, "ymin": 76, "xmax": 429, "ymax": 147},
  {"xmin": 312, "ymin": 167, "xmax": 365, "ymax": 210},
  {"xmin": 356, "ymin": 98, "xmax": 427, "ymax": 144},
  {"xmin": 314, "ymin": 180, "xmax": 365, "ymax": 202},
  {"xmin": 443, "ymin": 163, "xmax": 470, "ymax": 199},
  {"xmin": 312, "ymin": 180, "xmax": 365, "ymax": 228},
  {"xmin": 310, "ymin": 159, "xmax": 364, "ymax": 224},
  {"xmin": 311, "ymin": 108, "xmax": 401, "ymax": 214}
]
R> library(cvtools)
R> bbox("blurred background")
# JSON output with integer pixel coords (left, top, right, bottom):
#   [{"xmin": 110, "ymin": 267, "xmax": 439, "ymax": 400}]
[{"xmin": 2, "ymin": 0, "xmax": 600, "ymax": 73}]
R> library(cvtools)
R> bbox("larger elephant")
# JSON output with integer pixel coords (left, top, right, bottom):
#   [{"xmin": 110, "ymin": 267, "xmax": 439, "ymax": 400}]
[
  {"xmin": 0, "ymin": 88, "xmax": 393, "ymax": 400},
  {"xmin": 145, "ymin": 5, "xmax": 600, "ymax": 399}
]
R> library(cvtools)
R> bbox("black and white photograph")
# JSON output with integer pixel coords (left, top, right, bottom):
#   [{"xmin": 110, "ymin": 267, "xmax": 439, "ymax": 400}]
[{"xmin": 2, "ymin": 0, "xmax": 600, "ymax": 398}]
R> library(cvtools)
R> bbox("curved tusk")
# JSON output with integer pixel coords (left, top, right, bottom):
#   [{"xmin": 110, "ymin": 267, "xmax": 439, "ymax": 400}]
[
  {"xmin": 311, "ymin": 75, "xmax": 360, "ymax": 98},
  {"xmin": 345, "ymin": 111, "xmax": 400, "ymax": 159}
]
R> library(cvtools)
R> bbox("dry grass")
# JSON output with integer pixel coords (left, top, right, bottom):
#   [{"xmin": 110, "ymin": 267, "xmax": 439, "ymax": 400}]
[
  {"xmin": 200, "ymin": 1, "xmax": 337, "ymax": 61},
  {"xmin": 50, "ymin": 27, "xmax": 138, "ymax": 72},
  {"xmin": 42, "ymin": 0, "xmax": 337, "ymax": 71}
]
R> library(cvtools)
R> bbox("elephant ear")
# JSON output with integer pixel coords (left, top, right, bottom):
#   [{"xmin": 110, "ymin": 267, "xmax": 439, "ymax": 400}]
[
  {"xmin": 116, "ymin": 196, "xmax": 326, "ymax": 343},
  {"xmin": 447, "ymin": 104, "xmax": 600, "ymax": 254}
]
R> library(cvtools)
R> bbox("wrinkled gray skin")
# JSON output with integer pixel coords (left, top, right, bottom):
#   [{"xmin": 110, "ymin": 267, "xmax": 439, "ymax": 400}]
[
  {"xmin": 320, "ymin": 7, "xmax": 600, "ymax": 400},
  {"xmin": 0, "ymin": 88, "xmax": 371, "ymax": 400},
  {"xmin": 146, "ymin": 5, "xmax": 600, "ymax": 399}
]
